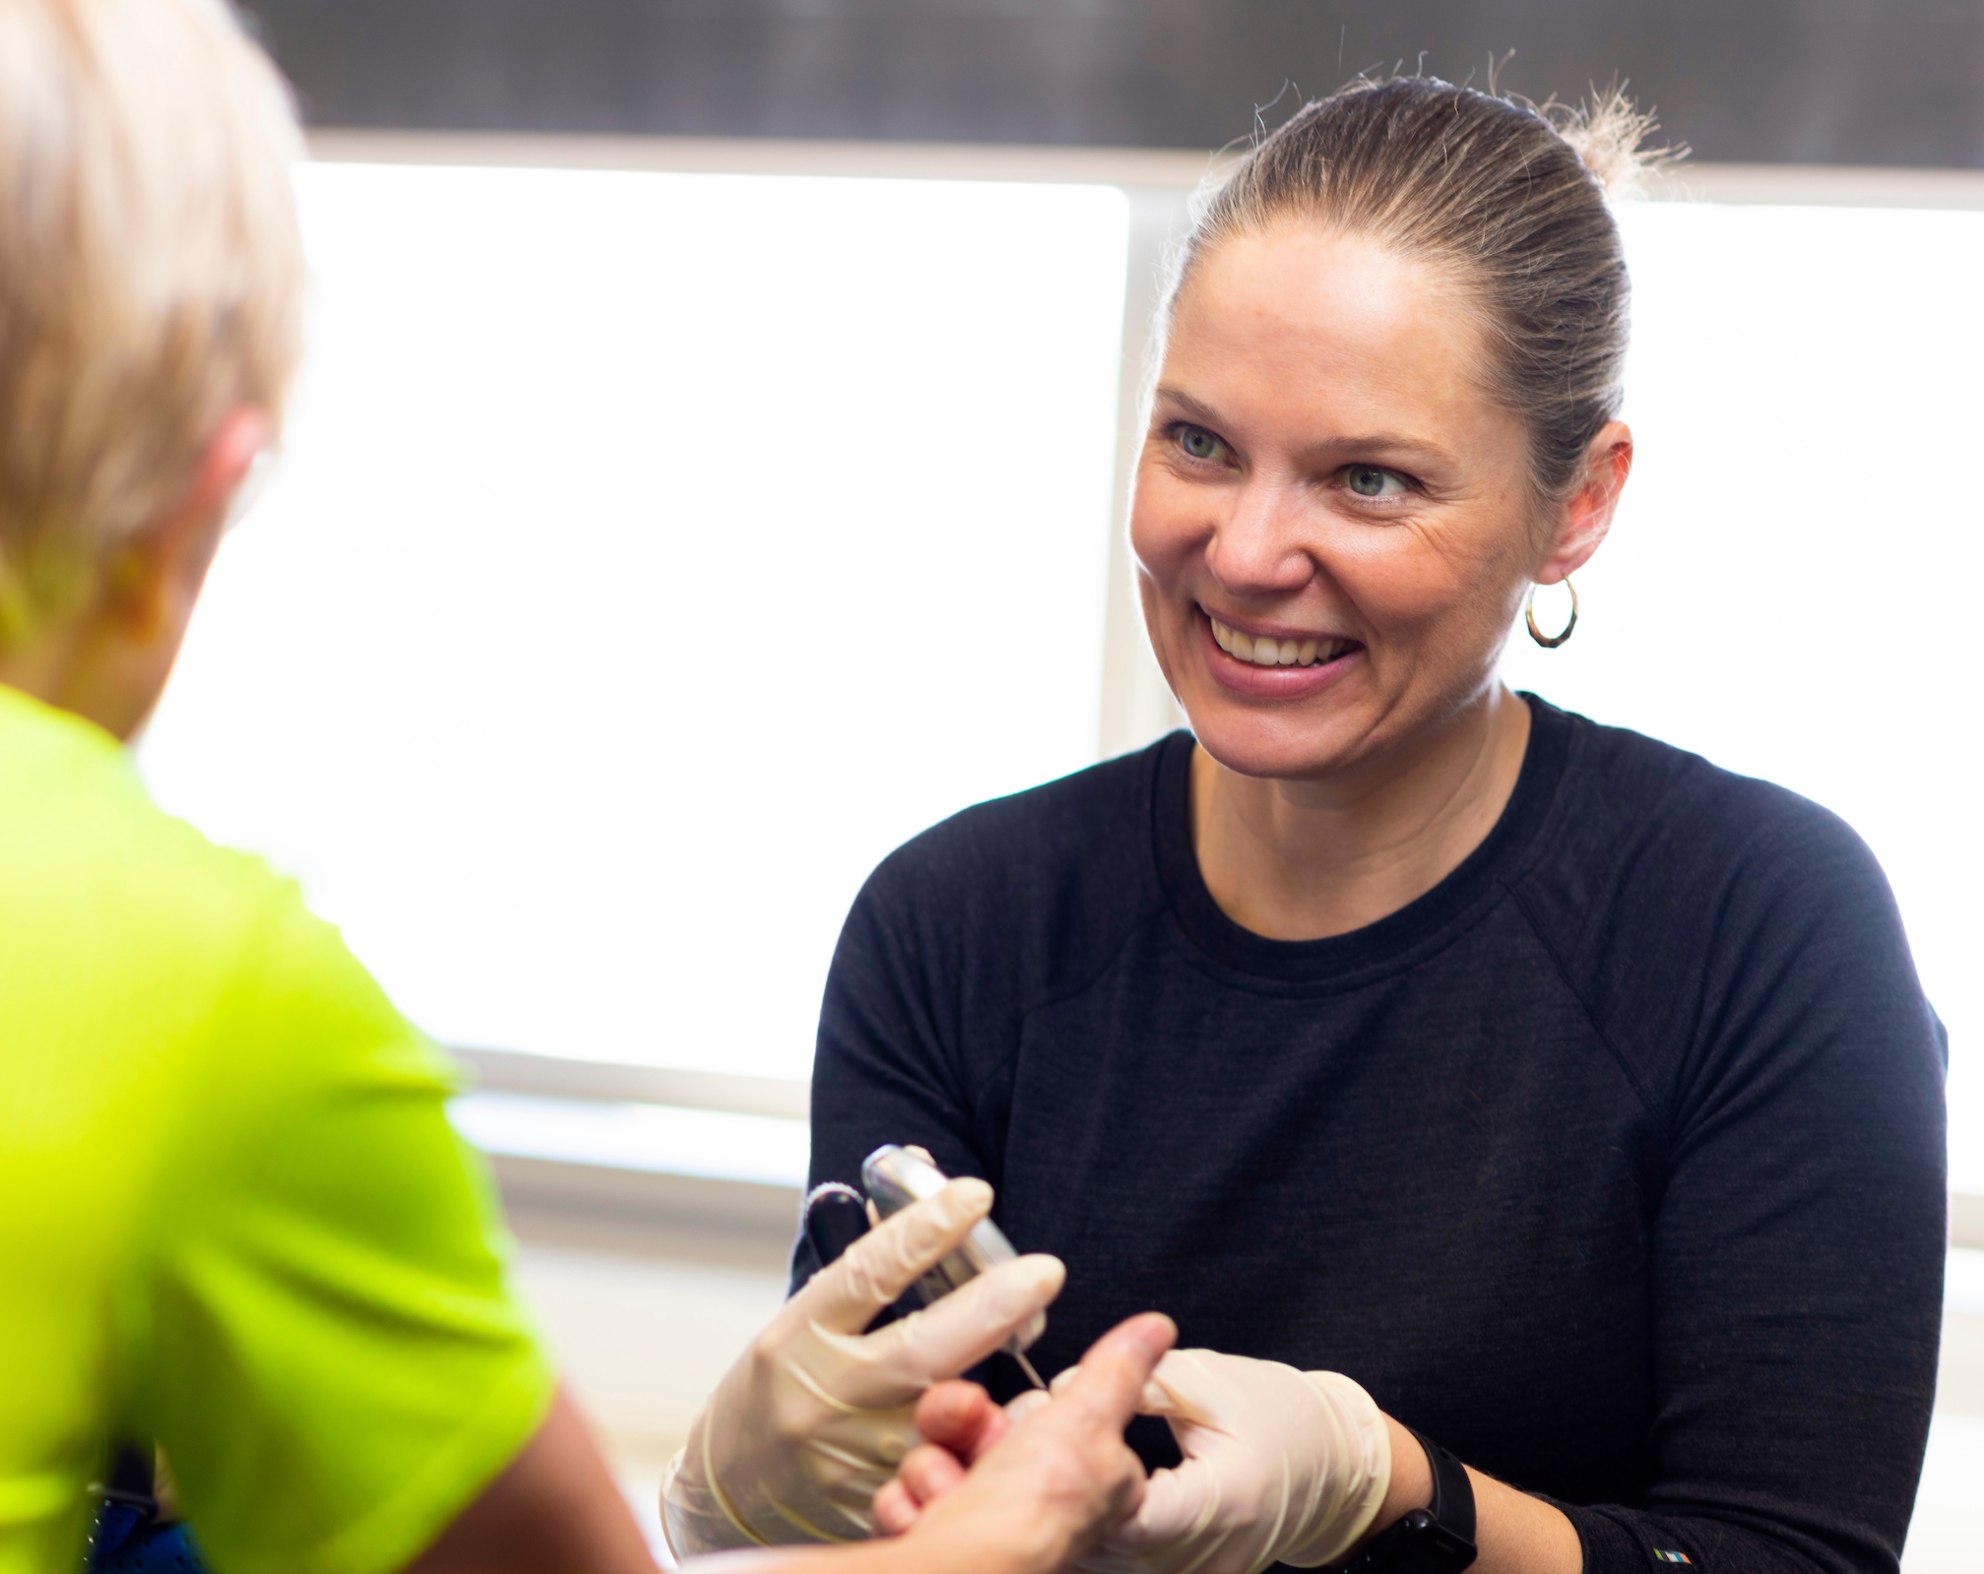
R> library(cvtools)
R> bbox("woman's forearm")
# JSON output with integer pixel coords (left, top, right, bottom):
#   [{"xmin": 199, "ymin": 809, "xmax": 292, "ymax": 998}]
[
  {"xmin": 1366, "ymin": 1417, "xmax": 1581, "ymax": 1574},
  {"xmin": 1470, "ymin": 1466, "xmax": 1582, "ymax": 1572}
]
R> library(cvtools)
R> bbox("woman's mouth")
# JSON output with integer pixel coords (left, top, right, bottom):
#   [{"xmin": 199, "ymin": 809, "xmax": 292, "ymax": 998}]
[{"xmin": 1207, "ymin": 614, "xmax": 1360, "ymax": 670}]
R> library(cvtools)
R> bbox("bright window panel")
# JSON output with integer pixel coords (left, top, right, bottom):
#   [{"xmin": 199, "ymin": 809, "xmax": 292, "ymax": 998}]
[
  {"xmin": 1500, "ymin": 200, "xmax": 1981, "ymax": 1189},
  {"xmin": 140, "ymin": 163, "xmax": 1129, "ymax": 1080}
]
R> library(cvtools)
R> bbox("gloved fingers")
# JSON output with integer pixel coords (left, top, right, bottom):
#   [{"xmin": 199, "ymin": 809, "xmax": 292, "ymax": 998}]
[
  {"xmin": 1046, "ymin": 1313, "xmax": 1178, "ymax": 1434},
  {"xmin": 1136, "ymin": 1349, "xmax": 1242, "ymax": 1428},
  {"xmin": 854, "ymin": 1253, "xmax": 1067, "ymax": 1393},
  {"xmin": 1105, "ymin": 1457, "xmax": 1219, "ymax": 1550},
  {"xmin": 789, "ymin": 1176, "xmax": 996, "ymax": 1335},
  {"xmin": 914, "ymin": 1379, "xmax": 1011, "ymax": 1465},
  {"xmin": 1082, "ymin": 1353, "xmax": 1256, "ymax": 1557}
]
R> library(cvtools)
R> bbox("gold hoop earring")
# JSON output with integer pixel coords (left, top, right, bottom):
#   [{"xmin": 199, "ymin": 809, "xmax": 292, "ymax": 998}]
[{"xmin": 1525, "ymin": 577, "xmax": 1578, "ymax": 648}]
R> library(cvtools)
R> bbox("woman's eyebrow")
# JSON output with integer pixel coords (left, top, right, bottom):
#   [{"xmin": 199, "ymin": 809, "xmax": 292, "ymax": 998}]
[
  {"xmin": 1296, "ymin": 431, "xmax": 1457, "ymax": 470},
  {"xmin": 1154, "ymin": 387, "xmax": 1455, "ymax": 471},
  {"xmin": 1151, "ymin": 387, "xmax": 1227, "ymax": 428}
]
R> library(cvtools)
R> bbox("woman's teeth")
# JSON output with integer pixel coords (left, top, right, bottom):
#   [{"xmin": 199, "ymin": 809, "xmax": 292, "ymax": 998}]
[{"xmin": 1209, "ymin": 616, "xmax": 1353, "ymax": 669}]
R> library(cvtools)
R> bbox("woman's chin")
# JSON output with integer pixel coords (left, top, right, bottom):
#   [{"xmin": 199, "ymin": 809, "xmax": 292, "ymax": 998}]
[{"xmin": 1183, "ymin": 706, "xmax": 1369, "ymax": 784}]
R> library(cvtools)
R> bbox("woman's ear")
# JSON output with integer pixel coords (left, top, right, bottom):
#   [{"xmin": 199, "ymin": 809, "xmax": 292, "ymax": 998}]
[{"xmin": 1536, "ymin": 420, "xmax": 1632, "ymax": 585}]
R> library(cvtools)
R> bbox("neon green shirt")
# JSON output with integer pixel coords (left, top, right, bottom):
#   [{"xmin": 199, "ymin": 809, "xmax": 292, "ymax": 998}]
[{"xmin": 0, "ymin": 684, "xmax": 555, "ymax": 1574}]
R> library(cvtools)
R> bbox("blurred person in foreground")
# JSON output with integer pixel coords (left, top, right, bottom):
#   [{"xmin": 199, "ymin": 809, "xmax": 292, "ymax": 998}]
[{"xmin": 0, "ymin": 3, "xmax": 1170, "ymax": 1571}]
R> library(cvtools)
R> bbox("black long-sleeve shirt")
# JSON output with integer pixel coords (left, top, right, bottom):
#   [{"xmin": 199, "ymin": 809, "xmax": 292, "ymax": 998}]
[{"xmin": 794, "ymin": 695, "xmax": 1947, "ymax": 1573}]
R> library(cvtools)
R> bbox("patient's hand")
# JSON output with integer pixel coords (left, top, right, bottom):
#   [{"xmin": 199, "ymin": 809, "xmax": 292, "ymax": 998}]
[
  {"xmin": 870, "ymin": 1314, "xmax": 1174, "ymax": 1573},
  {"xmin": 869, "ymin": 1384, "xmax": 995, "ymax": 1529}
]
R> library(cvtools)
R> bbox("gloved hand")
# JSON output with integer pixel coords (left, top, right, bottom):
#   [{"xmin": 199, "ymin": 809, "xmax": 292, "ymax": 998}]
[
  {"xmin": 661, "ymin": 1176, "xmax": 1065, "ymax": 1557},
  {"xmin": 1062, "ymin": 1347, "xmax": 1393, "ymax": 1574}
]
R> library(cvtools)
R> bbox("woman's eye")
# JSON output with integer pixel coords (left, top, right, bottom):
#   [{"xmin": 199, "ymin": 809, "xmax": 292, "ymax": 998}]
[
  {"xmin": 1176, "ymin": 425, "xmax": 1225, "ymax": 462},
  {"xmin": 1343, "ymin": 464, "xmax": 1408, "ymax": 499}
]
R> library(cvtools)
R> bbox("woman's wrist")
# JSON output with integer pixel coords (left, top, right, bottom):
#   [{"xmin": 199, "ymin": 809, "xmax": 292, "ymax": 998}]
[
  {"xmin": 1352, "ymin": 1416, "xmax": 1435, "ymax": 1548},
  {"xmin": 1344, "ymin": 1418, "xmax": 1582, "ymax": 1574}
]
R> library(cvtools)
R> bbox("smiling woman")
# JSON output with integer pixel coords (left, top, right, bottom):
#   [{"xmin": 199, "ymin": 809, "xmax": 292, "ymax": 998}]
[
  {"xmin": 735, "ymin": 76, "xmax": 1948, "ymax": 1574},
  {"xmin": 1134, "ymin": 222, "xmax": 1628, "ymax": 941},
  {"xmin": 1140, "ymin": 229, "xmax": 1577, "ymax": 770}
]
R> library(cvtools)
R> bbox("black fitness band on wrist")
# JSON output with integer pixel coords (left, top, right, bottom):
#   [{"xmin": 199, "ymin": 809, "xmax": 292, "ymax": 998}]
[{"xmin": 1335, "ymin": 1427, "xmax": 1478, "ymax": 1572}]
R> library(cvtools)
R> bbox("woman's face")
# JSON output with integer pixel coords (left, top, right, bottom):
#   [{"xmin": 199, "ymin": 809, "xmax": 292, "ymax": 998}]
[{"xmin": 1131, "ymin": 223, "xmax": 1559, "ymax": 785}]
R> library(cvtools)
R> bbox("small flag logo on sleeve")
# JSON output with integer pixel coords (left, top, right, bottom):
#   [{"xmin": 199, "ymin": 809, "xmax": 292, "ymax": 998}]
[{"xmin": 1652, "ymin": 1554, "xmax": 1694, "ymax": 1566}]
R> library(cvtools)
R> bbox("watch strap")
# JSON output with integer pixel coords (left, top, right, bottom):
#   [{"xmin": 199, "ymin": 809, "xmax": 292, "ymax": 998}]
[
  {"xmin": 1417, "ymin": 1428, "xmax": 1475, "ymax": 1546},
  {"xmin": 1334, "ymin": 1428, "xmax": 1478, "ymax": 1571}
]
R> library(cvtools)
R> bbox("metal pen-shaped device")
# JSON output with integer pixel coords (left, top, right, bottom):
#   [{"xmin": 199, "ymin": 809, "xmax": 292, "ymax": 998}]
[{"xmin": 859, "ymin": 1144, "xmax": 1049, "ymax": 1390}]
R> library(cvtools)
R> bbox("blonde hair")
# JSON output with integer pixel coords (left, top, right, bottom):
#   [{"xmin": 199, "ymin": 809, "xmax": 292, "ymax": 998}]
[
  {"xmin": 0, "ymin": 0, "xmax": 306, "ymax": 630},
  {"xmin": 1168, "ymin": 77, "xmax": 1674, "ymax": 506}
]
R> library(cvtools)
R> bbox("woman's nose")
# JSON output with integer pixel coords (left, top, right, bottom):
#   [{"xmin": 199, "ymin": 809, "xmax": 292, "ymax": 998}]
[{"xmin": 1205, "ymin": 479, "xmax": 1315, "ymax": 596}]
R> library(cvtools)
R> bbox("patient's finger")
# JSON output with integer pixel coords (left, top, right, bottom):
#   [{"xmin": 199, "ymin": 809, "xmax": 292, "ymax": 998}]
[
  {"xmin": 871, "ymin": 1477, "xmax": 921, "ymax": 1537},
  {"xmin": 915, "ymin": 1379, "xmax": 1011, "ymax": 1465},
  {"xmin": 1052, "ymin": 1314, "xmax": 1178, "ymax": 1431},
  {"xmin": 897, "ymin": 1441, "xmax": 969, "ymax": 1508},
  {"xmin": 1050, "ymin": 1346, "xmax": 1170, "ymax": 1415}
]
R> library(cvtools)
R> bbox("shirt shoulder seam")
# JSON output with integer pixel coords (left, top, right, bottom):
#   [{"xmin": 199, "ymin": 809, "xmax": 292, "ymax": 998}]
[
  {"xmin": 1501, "ymin": 874, "xmax": 1663, "ymax": 1119},
  {"xmin": 962, "ymin": 890, "xmax": 1173, "ymax": 1111}
]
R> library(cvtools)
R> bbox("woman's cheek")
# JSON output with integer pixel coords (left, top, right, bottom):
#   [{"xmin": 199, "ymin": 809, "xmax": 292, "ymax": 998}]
[{"xmin": 1132, "ymin": 568, "xmax": 1185, "ymax": 694}]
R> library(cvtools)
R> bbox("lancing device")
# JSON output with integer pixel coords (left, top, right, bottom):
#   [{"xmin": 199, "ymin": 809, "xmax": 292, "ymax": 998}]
[
  {"xmin": 802, "ymin": 1181, "xmax": 876, "ymax": 1279},
  {"xmin": 860, "ymin": 1144, "xmax": 1050, "ymax": 1392}
]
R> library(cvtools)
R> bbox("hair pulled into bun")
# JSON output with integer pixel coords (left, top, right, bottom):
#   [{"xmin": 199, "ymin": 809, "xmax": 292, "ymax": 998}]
[
  {"xmin": 1546, "ymin": 81, "xmax": 1683, "ymax": 198},
  {"xmin": 1167, "ymin": 74, "xmax": 1682, "ymax": 504}
]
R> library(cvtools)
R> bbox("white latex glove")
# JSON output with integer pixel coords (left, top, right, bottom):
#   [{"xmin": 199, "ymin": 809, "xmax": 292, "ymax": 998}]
[
  {"xmin": 662, "ymin": 1176, "xmax": 1065, "ymax": 1557},
  {"xmin": 1053, "ymin": 1347, "xmax": 1392, "ymax": 1574}
]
